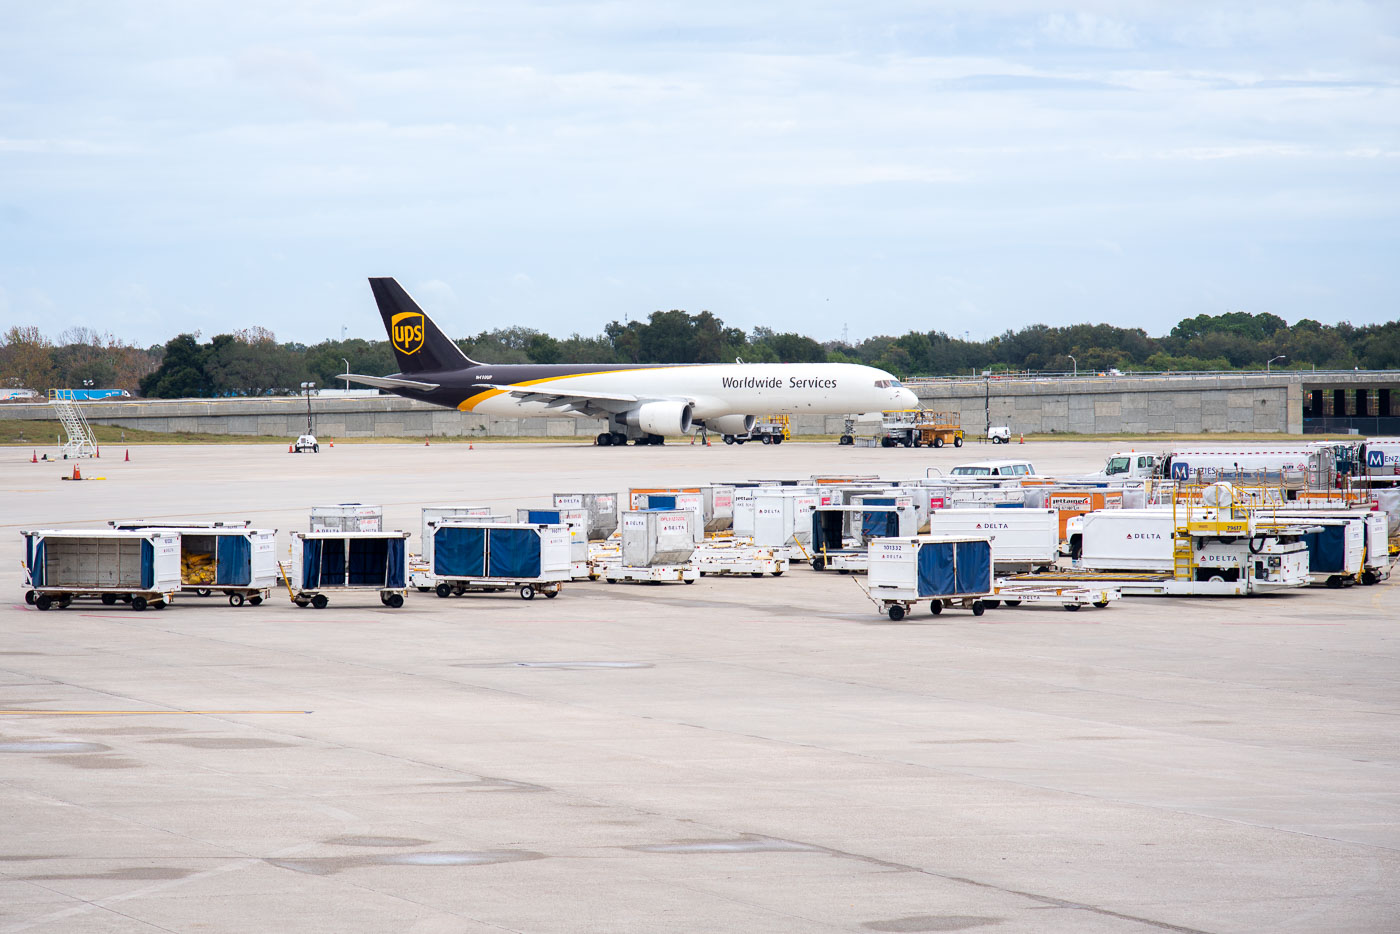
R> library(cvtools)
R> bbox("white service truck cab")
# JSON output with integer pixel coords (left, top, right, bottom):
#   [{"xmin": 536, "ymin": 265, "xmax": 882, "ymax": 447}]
[{"xmin": 1101, "ymin": 452, "xmax": 1160, "ymax": 479}]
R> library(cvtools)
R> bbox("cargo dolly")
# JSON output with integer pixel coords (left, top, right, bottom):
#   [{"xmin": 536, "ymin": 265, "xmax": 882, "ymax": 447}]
[
  {"xmin": 989, "ymin": 580, "xmax": 1120, "ymax": 611},
  {"xmin": 693, "ymin": 541, "xmax": 788, "ymax": 577},
  {"xmin": 601, "ymin": 564, "xmax": 699, "ymax": 584},
  {"xmin": 288, "ymin": 530, "xmax": 409, "ymax": 609}
]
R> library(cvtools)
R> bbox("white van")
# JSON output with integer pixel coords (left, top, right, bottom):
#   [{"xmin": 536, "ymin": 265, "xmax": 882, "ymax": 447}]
[{"xmin": 948, "ymin": 460, "xmax": 1036, "ymax": 477}]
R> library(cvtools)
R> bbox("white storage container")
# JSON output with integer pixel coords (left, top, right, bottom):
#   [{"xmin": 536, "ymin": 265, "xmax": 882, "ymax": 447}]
[
  {"xmin": 701, "ymin": 485, "xmax": 736, "ymax": 532},
  {"xmin": 752, "ymin": 491, "xmax": 821, "ymax": 549},
  {"xmin": 621, "ymin": 510, "xmax": 697, "ymax": 566},
  {"xmin": 310, "ymin": 503, "xmax": 383, "ymax": 533},
  {"xmin": 925, "ymin": 508, "xmax": 1059, "ymax": 571},
  {"xmin": 1071, "ymin": 509, "xmax": 1176, "ymax": 571},
  {"xmin": 553, "ymin": 492, "xmax": 618, "ymax": 540}
]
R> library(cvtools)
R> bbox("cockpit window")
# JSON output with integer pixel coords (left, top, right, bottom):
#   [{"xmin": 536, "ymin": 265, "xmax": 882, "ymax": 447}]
[{"xmin": 874, "ymin": 379, "xmax": 904, "ymax": 389}]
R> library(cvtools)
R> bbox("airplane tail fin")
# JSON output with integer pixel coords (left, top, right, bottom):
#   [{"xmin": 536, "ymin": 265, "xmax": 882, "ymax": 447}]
[{"xmin": 368, "ymin": 277, "xmax": 478, "ymax": 374}]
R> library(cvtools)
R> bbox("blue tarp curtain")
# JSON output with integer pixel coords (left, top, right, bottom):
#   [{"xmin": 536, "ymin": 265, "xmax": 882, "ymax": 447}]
[
  {"xmin": 955, "ymin": 540, "xmax": 992, "ymax": 594},
  {"xmin": 646, "ymin": 495, "xmax": 676, "ymax": 509},
  {"xmin": 28, "ymin": 537, "xmax": 45, "ymax": 587},
  {"xmin": 487, "ymin": 528, "xmax": 541, "ymax": 578},
  {"xmin": 527, "ymin": 510, "xmax": 562, "ymax": 524},
  {"xmin": 215, "ymin": 535, "xmax": 252, "ymax": 586},
  {"xmin": 384, "ymin": 538, "xmax": 405, "ymax": 589},
  {"xmin": 811, "ymin": 512, "xmax": 844, "ymax": 552},
  {"xmin": 1304, "ymin": 525, "xmax": 1346, "ymax": 573},
  {"xmin": 320, "ymin": 538, "xmax": 346, "ymax": 587},
  {"xmin": 140, "ymin": 540, "xmax": 155, "ymax": 590},
  {"xmin": 917, "ymin": 542, "xmax": 956, "ymax": 597},
  {"xmin": 434, "ymin": 527, "xmax": 486, "ymax": 577},
  {"xmin": 861, "ymin": 510, "xmax": 899, "ymax": 540},
  {"xmin": 301, "ymin": 539, "xmax": 323, "ymax": 589},
  {"xmin": 348, "ymin": 539, "xmax": 389, "ymax": 586}
]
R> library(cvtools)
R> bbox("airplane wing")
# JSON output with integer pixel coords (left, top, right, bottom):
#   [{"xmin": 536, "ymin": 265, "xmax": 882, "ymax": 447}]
[
  {"xmin": 480, "ymin": 384, "xmax": 699, "ymax": 420},
  {"xmin": 344, "ymin": 373, "xmax": 441, "ymax": 392}
]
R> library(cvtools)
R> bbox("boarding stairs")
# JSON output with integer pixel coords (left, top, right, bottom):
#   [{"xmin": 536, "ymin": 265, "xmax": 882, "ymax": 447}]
[{"xmin": 48, "ymin": 389, "xmax": 98, "ymax": 459}]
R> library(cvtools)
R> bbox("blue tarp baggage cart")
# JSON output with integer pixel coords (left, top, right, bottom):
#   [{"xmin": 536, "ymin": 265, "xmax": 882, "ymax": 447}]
[
  {"xmin": 109, "ymin": 521, "xmax": 277, "ymax": 606},
  {"xmin": 22, "ymin": 529, "xmax": 181, "ymax": 611},
  {"xmin": 430, "ymin": 522, "xmax": 570, "ymax": 599},
  {"xmin": 289, "ymin": 530, "xmax": 409, "ymax": 608},
  {"xmin": 866, "ymin": 534, "xmax": 995, "ymax": 620},
  {"xmin": 808, "ymin": 504, "xmax": 919, "ymax": 573}
]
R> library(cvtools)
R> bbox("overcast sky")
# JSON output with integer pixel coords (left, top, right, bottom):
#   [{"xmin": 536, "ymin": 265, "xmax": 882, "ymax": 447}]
[{"xmin": 2, "ymin": 2, "xmax": 1397, "ymax": 348}]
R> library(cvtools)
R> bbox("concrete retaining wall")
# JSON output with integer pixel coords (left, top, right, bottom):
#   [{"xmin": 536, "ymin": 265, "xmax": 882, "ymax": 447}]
[{"xmin": 10, "ymin": 372, "xmax": 1389, "ymax": 438}]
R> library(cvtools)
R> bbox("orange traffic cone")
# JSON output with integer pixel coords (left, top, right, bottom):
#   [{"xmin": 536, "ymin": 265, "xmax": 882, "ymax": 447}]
[
  {"xmin": 96, "ymin": 446, "xmax": 100, "ymax": 458},
  {"xmin": 329, "ymin": 438, "xmax": 333, "ymax": 447},
  {"xmin": 31, "ymin": 450, "xmax": 37, "ymax": 463},
  {"xmin": 1019, "ymin": 433, "xmax": 1025, "ymax": 444},
  {"xmin": 124, "ymin": 449, "xmax": 130, "ymax": 462},
  {"xmin": 72, "ymin": 464, "xmax": 81, "ymax": 480},
  {"xmin": 468, "ymin": 444, "xmax": 473, "ymax": 450},
  {"xmin": 288, "ymin": 444, "xmax": 294, "ymax": 453},
  {"xmin": 425, "ymin": 437, "xmax": 430, "ymax": 446}
]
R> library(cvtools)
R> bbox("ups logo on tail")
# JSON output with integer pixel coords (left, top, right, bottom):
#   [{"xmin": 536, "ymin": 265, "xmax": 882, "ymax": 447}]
[{"xmin": 391, "ymin": 312, "xmax": 425, "ymax": 355}]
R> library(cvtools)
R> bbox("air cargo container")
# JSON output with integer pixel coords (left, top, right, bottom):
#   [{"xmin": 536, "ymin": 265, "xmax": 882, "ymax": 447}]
[
  {"xmin": 808, "ymin": 505, "xmax": 918, "ymax": 572},
  {"xmin": 553, "ymin": 492, "xmax": 618, "ymax": 540},
  {"xmin": 430, "ymin": 522, "xmax": 570, "ymax": 599},
  {"xmin": 924, "ymin": 508, "xmax": 1059, "ymax": 572},
  {"xmin": 108, "ymin": 523, "xmax": 277, "ymax": 606},
  {"xmin": 419, "ymin": 505, "xmax": 500, "ymax": 566},
  {"xmin": 752, "ymin": 490, "xmax": 822, "ymax": 552},
  {"xmin": 309, "ymin": 503, "xmax": 383, "ymax": 533},
  {"xmin": 290, "ymin": 530, "xmax": 409, "ymax": 608},
  {"xmin": 701, "ymin": 485, "xmax": 736, "ymax": 532},
  {"xmin": 518, "ymin": 508, "xmax": 589, "ymax": 577},
  {"xmin": 22, "ymin": 529, "xmax": 181, "ymax": 611},
  {"xmin": 620, "ymin": 510, "xmax": 697, "ymax": 567},
  {"xmin": 866, "ymin": 535, "xmax": 995, "ymax": 620},
  {"xmin": 635, "ymin": 492, "xmax": 706, "ymax": 542}
]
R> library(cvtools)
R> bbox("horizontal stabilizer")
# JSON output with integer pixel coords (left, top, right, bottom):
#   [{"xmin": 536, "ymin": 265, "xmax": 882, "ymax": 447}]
[{"xmin": 344, "ymin": 373, "xmax": 441, "ymax": 392}]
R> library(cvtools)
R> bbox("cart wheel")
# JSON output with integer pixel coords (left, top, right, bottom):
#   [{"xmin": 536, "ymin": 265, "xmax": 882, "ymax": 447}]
[
  {"xmin": 683, "ymin": 578, "xmax": 695, "ymax": 584},
  {"xmin": 101, "ymin": 593, "xmax": 117, "ymax": 605},
  {"xmin": 606, "ymin": 577, "xmax": 616, "ymax": 584},
  {"xmin": 750, "ymin": 571, "xmax": 763, "ymax": 578},
  {"xmin": 197, "ymin": 589, "xmax": 211, "ymax": 597},
  {"xmin": 152, "ymin": 601, "xmax": 167, "ymax": 610},
  {"xmin": 1093, "ymin": 600, "xmax": 1109, "ymax": 608},
  {"xmin": 1362, "ymin": 570, "xmax": 1378, "ymax": 586},
  {"xmin": 453, "ymin": 585, "xmax": 468, "ymax": 596},
  {"xmin": 313, "ymin": 444, "xmax": 319, "ymax": 453},
  {"xmin": 762, "ymin": 435, "xmax": 772, "ymax": 444},
  {"xmin": 387, "ymin": 593, "xmax": 404, "ymax": 608},
  {"xmin": 954, "ymin": 436, "xmax": 963, "ymax": 447},
  {"xmin": 228, "ymin": 593, "xmax": 245, "ymax": 607},
  {"xmin": 698, "ymin": 571, "xmax": 707, "ymax": 577},
  {"xmin": 435, "ymin": 583, "xmax": 452, "ymax": 598},
  {"xmin": 58, "ymin": 595, "xmax": 72, "ymax": 608},
  {"xmin": 933, "ymin": 437, "xmax": 944, "ymax": 448},
  {"xmin": 837, "ymin": 568, "xmax": 849, "ymax": 575},
  {"xmin": 544, "ymin": 589, "xmax": 559, "ymax": 599},
  {"xmin": 294, "ymin": 597, "xmax": 311, "ymax": 608},
  {"xmin": 771, "ymin": 570, "xmax": 783, "ymax": 577},
  {"xmin": 34, "ymin": 595, "xmax": 52, "ymax": 611},
  {"xmin": 1003, "ymin": 600, "xmax": 1021, "ymax": 607},
  {"xmin": 311, "ymin": 594, "xmax": 329, "ymax": 609},
  {"xmin": 772, "ymin": 436, "xmax": 783, "ymax": 445},
  {"xmin": 25, "ymin": 590, "xmax": 36, "ymax": 605},
  {"xmin": 1064, "ymin": 604, "xmax": 1081, "ymax": 612},
  {"xmin": 735, "ymin": 438, "xmax": 746, "ymax": 444},
  {"xmin": 929, "ymin": 601, "xmax": 943, "ymax": 615},
  {"xmin": 723, "ymin": 435, "xmax": 735, "ymax": 445},
  {"xmin": 811, "ymin": 557, "xmax": 826, "ymax": 571},
  {"xmin": 983, "ymin": 599, "xmax": 1000, "ymax": 609},
  {"xmin": 519, "ymin": 584, "xmax": 535, "ymax": 600},
  {"xmin": 249, "ymin": 595, "xmax": 263, "ymax": 606},
  {"xmin": 971, "ymin": 601, "xmax": 986, "ymax": 616},
  {"xmin": 131, "ymin": 596, "xmax": 148, "ymax": 612},
  {"xmin": 887, "ymin": 605, "xmax": 906, "ymax": 621}
]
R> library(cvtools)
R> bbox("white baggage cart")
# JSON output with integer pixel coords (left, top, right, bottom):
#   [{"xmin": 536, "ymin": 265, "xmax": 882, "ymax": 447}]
[
  {"xmin": 866, "ymin": 534, "xmax": 995, "ymax": 620},
  {"xmin": 110, "ymin": 522, "xmax": 277, "ymax": 606},
  {"xmin": 22, "ymin": 529, "xmax": 181, "ymax": 611},
  {"xmin": 430, "ymin": 522, "xmax": 570, "ymax": 599}
]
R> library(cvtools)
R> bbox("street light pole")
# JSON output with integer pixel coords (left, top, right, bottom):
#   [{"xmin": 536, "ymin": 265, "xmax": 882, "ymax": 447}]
[
  {"xmin": 1267, "ymin": 355, "xmax": 1286, "ymax": 373},
  {"xmin": 1067, "ymin": 355, "xmax": 1077, "ymax": 378}
]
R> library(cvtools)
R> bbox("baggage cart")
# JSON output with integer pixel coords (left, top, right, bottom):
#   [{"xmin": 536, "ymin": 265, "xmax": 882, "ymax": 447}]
[
  {"xmin": 429, "ymin": 522, "xmax": 570, "ymax": 599},
  {"xmin": 601, "ymin": 564, "xmax": 700, "ymax": 584},
  {"xmin": 866, "ymin": 534, "xmax": 995, "ymax": 620},
  {"xmin": 693, "ymin": 540, "xmax": 788, "ymax": 577},
  {"xmin": 289, "ymin": 530, "xmax": 409, "ymax": 608},
  {"xmin": 22, "ymin": 529, "xmax": 180, "ymax": 611},
  {"xmin": 989, "ymin": 580, "xmax": 1121, "ymax": 612},
  {"xmin": 110, "ymin": 522, "xmax": 277, "ymax": 606},
  {"xmin": 808, "ymin": 505, "xmax": 918, "ymax": 573},
  {"xmin": 519, "ymin": 508, "xmax": 591, "ymax": 579}
]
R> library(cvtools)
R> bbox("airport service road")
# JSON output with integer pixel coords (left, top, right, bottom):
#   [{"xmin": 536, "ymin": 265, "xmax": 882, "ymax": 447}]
[{"xmin": 0, "ymin": 441, "xmax": 1396, "ymax": 934}]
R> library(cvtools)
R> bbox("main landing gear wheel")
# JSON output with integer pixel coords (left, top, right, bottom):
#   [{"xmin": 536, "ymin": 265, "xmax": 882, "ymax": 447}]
[
  {"xmin": 839, "ymin": 435, "xmax": 853, "ymax": 445},
  {"xmin": 887, "ymin": 605, "xmax": 906, "ymax": 621},
  {"xmin": 311, "ymin": 594, "xmax": 329, "ymax": 609},
  {"xmin": 596, "ymin": 432, "xmax": 613, "ymax": 446}
]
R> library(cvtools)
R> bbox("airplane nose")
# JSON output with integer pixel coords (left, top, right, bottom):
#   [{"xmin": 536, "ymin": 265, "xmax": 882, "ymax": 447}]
[{"xmin": 898, "ymin": 388, "xmax": 918, "ymax": 408}]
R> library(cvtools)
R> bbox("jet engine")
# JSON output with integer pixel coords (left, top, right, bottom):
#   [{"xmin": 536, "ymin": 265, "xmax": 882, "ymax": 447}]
[
  {"xmin": 702, "ymin": 414, "xmax": 757, "ymax": 436},
  {"xmin": 626, "ymin": 401, "xmax": 694, "ymax": 436}
]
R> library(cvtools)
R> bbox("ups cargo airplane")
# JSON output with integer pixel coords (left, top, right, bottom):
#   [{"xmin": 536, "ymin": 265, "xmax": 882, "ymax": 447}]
[{"xmin": 346, "ymin": 277, "xmax": 919, "ymax": 445}]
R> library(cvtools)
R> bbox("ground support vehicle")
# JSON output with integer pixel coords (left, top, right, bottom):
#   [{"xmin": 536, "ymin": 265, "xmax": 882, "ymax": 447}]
[
  {"xmin": 878, "ymin": 410, "xmax": 965, "ymax": 448},
  {"xmin": 292, "ymin": 434, "xmax": 319, "ymax": 453},
  {"xmin": 112, "ymin": 524, "xmax": 277, "ymax": 606},
  {"xmin": 693, "ymin": 541, "xmax": 787, "ymax": 577},
  {"xmin": 989, "ymin": 580, "xmax": 1121, "ymax": 612},
  {"xmin": 1262, "ymin": 509, "xmax": 1390, "ymax": 585},
  {"xmin": 987, "ymin": 426, "xmax": 1012, "ymax": 444},
  {"xmin": 428, "ymin": 522, "xmax": 570, "ymax": 600},
  {"xmin": 22, "ymin": 529, "xmax": 180, "ymax": 611},
  {"xmin": 288, "ymin": 530, "xmax": 409, "ymax": 608},
  {"xmin": 601, "ymin": 564, "xmax": 700, "ymax": 584},
  {"xmin": 724, "ymin": 415, "xmax": 790, "ymax": 445},
  {"xmin": 866, "ymin": 534, "xmax": 995, "ymax": 620}
]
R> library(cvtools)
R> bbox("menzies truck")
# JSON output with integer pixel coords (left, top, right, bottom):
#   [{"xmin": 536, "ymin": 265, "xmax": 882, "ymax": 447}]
[{"xmin": 1099, "ymin": 443, "xmax": 1362, "ymax": 491}]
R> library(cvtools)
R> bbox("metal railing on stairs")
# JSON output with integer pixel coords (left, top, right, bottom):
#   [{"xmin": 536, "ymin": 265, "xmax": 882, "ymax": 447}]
[{"xmin": 47, "ymin": 389, "xmax": 98, "ymax": 459}]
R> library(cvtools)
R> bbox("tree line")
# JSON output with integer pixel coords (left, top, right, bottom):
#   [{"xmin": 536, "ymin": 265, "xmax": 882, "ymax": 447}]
[{"xmin": 2, "ymin": 310, "xmax": 1397, "ymax": 399}]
